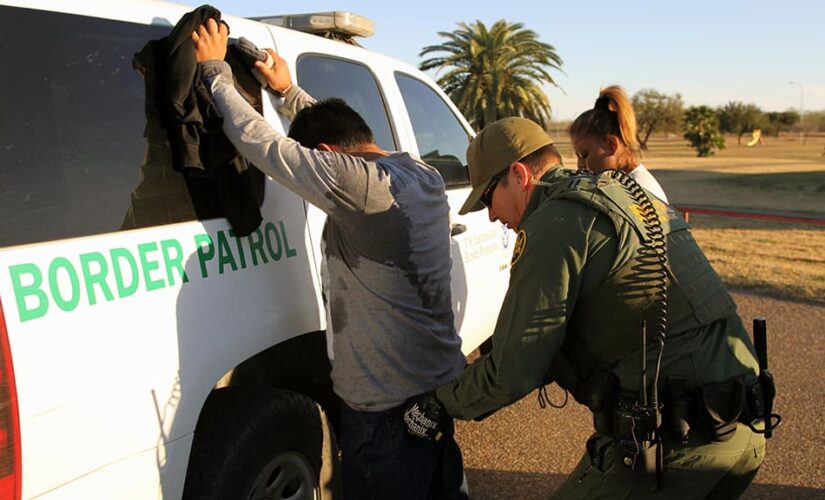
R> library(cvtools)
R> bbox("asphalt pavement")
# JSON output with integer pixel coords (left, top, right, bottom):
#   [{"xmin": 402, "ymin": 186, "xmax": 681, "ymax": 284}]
[{"xmin": 455, "ymin": 291, "xmax": 825, "ymax": 499}]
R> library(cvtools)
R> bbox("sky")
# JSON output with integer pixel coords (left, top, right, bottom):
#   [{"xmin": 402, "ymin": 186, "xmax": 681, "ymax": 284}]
[{"xmin": 178, "ymin": 0, "xmax": 824, "ymax": 121}]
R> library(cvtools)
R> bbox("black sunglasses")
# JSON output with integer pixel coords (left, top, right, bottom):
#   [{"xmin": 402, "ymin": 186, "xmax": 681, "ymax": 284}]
[{"xmin": 480, "ymin": 168, "xmax": 508, "ymax": 209}]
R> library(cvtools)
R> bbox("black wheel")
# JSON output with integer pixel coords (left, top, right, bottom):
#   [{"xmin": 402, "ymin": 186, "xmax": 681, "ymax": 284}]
[{"xmin": 183, "ymin": 388, "xmax": 341, "ymax": 500}]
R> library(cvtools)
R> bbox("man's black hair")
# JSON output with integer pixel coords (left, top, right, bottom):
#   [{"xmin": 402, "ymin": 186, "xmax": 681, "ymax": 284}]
[{"xmin": 288, "ymin": 98, "xmax": 375, "ymax": 150}]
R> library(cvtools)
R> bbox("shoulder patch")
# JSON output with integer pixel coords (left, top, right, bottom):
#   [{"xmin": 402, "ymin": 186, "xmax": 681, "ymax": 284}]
[{"xmin": 511, "ymin": 230, "xmax": 527, "ymax": 266}]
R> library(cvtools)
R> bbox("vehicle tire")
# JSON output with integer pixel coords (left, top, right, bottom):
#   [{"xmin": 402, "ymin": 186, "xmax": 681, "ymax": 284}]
[{"xmin": 182, "ymin": 387, "xmax": 341, "ymax": 500}]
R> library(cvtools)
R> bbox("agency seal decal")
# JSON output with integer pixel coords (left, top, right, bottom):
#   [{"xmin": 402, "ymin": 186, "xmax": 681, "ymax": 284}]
[{"xmin": 511, "ymin": 230, "xmax": 527, "ymax": 266}]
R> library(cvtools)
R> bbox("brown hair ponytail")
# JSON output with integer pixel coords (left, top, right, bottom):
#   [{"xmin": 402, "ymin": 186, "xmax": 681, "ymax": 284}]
[{"xmin": 570, "ymin": 85, "xmax": 639, "ymax": 166}]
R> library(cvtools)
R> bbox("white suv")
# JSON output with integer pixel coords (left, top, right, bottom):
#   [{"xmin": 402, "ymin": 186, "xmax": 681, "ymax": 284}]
[{"xmin": 0, "ymin": 1, "xmax": 512, "ymax": 498}]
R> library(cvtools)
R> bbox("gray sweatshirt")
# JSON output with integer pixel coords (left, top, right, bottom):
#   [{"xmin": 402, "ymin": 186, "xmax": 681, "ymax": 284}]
[{"xmin": 200, "ymin": 61, "xmax": 465, "ymax": 411}]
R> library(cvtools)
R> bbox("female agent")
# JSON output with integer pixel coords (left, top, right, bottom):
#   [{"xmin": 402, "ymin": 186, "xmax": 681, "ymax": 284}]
[{"xmin": 570, "ymin": 86, "xmax": 668, "ymax": 202}]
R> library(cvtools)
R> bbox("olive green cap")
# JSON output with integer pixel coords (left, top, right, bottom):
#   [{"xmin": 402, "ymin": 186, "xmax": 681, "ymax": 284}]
[{"xmin": 459, "ymin": 117, "xmax": 554, "ymax": 215}]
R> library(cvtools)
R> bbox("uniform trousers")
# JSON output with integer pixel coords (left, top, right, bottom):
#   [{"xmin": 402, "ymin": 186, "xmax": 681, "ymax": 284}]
[{"xmin": 553, "ymin": 423, "xmax": 765, "ymax": 499}]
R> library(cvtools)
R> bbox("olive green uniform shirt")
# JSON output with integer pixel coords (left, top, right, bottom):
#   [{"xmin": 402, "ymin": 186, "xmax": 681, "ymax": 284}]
[{"xmin": 437, "ymin": 167, "xmax": 759, "ymax": 421}]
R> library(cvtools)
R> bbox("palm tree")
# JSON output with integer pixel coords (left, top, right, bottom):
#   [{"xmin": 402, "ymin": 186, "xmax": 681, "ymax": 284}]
[{"xmin": 419, "ymin": 20, "xmax": 563, "ymax": 130}]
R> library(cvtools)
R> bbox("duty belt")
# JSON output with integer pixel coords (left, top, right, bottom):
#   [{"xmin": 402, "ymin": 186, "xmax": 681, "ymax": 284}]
[{"xmin": 592, "ymin": 375, "xmax": 770, "ymax": 443}]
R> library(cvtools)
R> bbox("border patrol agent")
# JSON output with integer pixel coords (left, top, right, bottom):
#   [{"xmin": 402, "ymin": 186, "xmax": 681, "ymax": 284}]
[{"xmin": 403, "ymin": 117, "xmax": 771, "ymax": 499}]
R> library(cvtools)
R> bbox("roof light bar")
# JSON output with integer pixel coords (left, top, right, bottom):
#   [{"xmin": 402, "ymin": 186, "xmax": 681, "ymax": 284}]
[{"xmin": 254, "ymin": 11, "xmax": 374, "ymax": 38}]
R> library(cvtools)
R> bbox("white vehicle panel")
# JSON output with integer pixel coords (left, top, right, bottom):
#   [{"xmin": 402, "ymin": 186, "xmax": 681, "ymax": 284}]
[
  {"xmin": 29, "ymin": 438, "xmax": 191, "ymax": 499},
  {"xmin": 0, "ymin": 210, "xmax": 322, "ymax": 496}
]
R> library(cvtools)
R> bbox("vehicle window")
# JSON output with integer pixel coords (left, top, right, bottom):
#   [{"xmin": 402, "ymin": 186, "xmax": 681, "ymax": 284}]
[
  {"xmin": 394, "ymin": 73, "xmax": 471, "ymax": 188},
  {"xmin": 0, "ymin": 7, "xmax": 254, "ymax": 248},
  {"xmin": 296, "ymin": 55, "xmax": 396, "ymax": 151}
]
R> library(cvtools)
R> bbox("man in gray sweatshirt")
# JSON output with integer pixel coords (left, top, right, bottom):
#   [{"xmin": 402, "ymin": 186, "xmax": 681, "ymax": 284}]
[{"xmin": 192, "ymin": 19, "xmax": 467, "ymax": 499}]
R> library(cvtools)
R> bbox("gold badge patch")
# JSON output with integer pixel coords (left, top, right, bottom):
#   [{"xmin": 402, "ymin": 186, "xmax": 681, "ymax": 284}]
[
  {"xmin": 629, "ymin": 199, "xmax": 676, "ymax": 222},
  {"xmin": 511, "ymin": 230, "xmax": 527, "ymax": 266}
]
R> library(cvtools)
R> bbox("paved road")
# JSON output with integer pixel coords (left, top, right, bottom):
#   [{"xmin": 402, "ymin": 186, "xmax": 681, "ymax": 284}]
[{"xmin": 455, "ymin": 291, "xmax": 825, "ymax": 499}]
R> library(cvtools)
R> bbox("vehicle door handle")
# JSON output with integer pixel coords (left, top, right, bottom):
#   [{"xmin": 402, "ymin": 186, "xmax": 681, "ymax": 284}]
[{"xmin": 450, "ymin": 223, "xmax": 467, "ymax": 236}]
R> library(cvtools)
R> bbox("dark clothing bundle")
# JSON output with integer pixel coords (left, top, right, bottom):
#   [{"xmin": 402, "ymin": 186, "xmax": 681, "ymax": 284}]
[{"xmin": 130, "ymin": 5, "xmax": 264, "ymax": 236}]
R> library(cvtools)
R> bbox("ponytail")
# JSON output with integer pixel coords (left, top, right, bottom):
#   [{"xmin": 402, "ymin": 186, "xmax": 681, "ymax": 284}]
[{"xmin": 570, "ymin": 85, "xmax": 639, "ymax": 165}]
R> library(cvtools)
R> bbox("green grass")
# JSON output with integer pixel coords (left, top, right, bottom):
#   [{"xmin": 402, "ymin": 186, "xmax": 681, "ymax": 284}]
[{"xmin": 689, "ymin": 215, "xmax": 825, "ymax": 304}]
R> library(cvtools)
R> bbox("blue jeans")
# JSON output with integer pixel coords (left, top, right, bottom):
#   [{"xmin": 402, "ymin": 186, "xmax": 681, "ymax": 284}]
[{"xmin": 340, "ymin": 402, "xmax": 468, "ymax": 500}]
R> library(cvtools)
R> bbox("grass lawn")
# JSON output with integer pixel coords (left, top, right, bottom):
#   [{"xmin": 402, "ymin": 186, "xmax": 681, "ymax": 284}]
[{"xmin": 555, "ymin": 134, "xmax": 825, "ymax": 303}]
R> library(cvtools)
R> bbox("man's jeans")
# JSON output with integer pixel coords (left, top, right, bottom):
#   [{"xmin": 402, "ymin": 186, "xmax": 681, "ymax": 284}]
[{"xmin": 340, "ymin": 403, "xmax": 468, "ymax": 499}]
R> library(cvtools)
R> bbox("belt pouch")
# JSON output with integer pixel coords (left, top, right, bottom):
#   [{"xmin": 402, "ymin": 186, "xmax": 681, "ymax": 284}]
[{"xmin": 698, "ymin": 378, "xmax": 745, "ymax": 442}]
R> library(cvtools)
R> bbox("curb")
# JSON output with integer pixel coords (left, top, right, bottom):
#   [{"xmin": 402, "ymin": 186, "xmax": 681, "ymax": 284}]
[{"xmin": 675, "ymin": 206, "xmax": 825, "ymax": 226}]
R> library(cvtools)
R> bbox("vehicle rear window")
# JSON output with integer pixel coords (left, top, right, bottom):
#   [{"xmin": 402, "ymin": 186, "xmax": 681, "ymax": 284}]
[
  {"xmin": 0, "ymin": 7, "xmax": 226, "ymax": 248},
  {"xmin": 296, "ymin": 55, "xmax": 396, "ymax": 152}
]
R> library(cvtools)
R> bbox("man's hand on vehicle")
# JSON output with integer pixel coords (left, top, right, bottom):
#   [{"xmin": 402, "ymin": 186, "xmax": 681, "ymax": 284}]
[
  {"xmin": 191, "ymin": 17, "xmax": 228, "ymax": 62},
  {"xmin": 403, "ymin": 391, "xmax": 451, "ymax": 441},
  {"xmin": 255, "ymin": 49, "xmax": 293, "ymax": 95}
]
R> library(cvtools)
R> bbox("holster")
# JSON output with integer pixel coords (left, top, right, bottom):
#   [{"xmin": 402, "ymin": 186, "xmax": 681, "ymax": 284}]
[
  {"xmin": 588, "ymin": 372, "xmax": 619, "ymax": 434},
  {"xmin": 697, "ymin": 378, "xmax": 745, "ymax": 442},
  {"xmin": 662, "ymin": 376, "xmax": 773, "ymax": 443}
]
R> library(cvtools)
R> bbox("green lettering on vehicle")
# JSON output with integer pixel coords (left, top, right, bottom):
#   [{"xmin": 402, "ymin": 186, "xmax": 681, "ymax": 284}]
[
  {"xmin": 138, "ymin": 242, "xmax": 165, "ymax": 292},
  {"xmin": 228, "ymin": 230, "xmax": 248, "ymax": 269},
  {"xmin": 217, "ymin": 231, "xmax": 238, "ymax": 275},
  {"xmin": 264, "ymin": 223, "xmax": 282, "ymax": 261},
  {"xmin": 48, "ymin": 257, "xmax": 80, "ymax": 312},
  {"xmin": 195, "ymin": 233, "xmax": 214, "ymax": 279},
  {"xmin": 79, "ymin": 252, "xmax": 114, "ymax": 305},
  {"xmin": 110, "ymin": 247, "xmax": 139, "ymax": 298},
  {"xmin": 247, "ymin": 228, "xmax": 269, "ymax": 266},
  {"xmin": 9, "ymin": 263, "xmax": 49, "ymax": 322},
  {"xmin": 161, "ymin": 239, "xmax": 189, "ymax": 286},
  {"xmin": 280, "ymin": 221, "xmax": 297, "ymax": 258}
]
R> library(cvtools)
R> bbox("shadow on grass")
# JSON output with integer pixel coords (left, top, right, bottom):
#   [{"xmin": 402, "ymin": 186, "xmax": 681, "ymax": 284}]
[
  {"xmin": 730, "ymin": 285, "xmax": 825, "ymax": 307},
  {"xmin": 657, "ymin": 169, "xmax": 825, "ymax": 194},
  {"xmin": 653, "ymin": 168, "xmax": 825, "ymax": 218},
  {"xmin": 465, "ymin": 468, "xmax": 825, "ymax": 499},
  {"xmin": 711, "ymin": 170, "xmax": 825, "ymax": 194}
]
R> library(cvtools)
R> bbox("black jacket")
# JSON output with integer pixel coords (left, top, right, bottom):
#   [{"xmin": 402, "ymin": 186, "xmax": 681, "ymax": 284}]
[{"xmin": 132, "ymin": 5, "xmax": 264, "ymax": 236}]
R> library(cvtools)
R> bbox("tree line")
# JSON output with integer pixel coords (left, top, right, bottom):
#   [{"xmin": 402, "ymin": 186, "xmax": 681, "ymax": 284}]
[
  {"xmin": 420, "ymin": 20, "xmax": 821, "ymax": 158},
  {"xmin": 633, "ymin": 93, "xmax": 811, "ymax": 157}
]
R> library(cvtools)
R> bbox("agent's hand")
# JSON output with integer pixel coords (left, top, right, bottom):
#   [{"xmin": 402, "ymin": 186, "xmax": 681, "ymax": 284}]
[
  {"xmin": 191, "ymin": 18, "xmax": 228, "ymax": 62},
  {"xmin": 255, "ymin": 49, "xmax": 293, "ymax": 95},
  {"xmin": 403, "ymin": 392, "xmax": 451, "ymax": 441}
]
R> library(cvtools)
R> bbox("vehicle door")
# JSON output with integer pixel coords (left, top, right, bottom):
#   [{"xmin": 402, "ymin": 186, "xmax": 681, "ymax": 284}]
[
  {"xmin": 263, "ymin": 32, "xmax": 403, "ymax": 347},
  {"xmin": 389, "ymin": 71, "xmax": 511, "ymax": 353},
  {"xmin": 263, "ymin": 27, "xmax": 511, "ymax": 353},
  {"xmin": 0, "ymin": 6, "xmax": 320, "ymax": 498}
]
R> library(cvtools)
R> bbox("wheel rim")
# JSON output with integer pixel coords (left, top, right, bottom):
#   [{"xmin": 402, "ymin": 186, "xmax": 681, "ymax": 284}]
[{"xmin": 248, "ymin": 451, "xmax": 319, "ymax": 500}]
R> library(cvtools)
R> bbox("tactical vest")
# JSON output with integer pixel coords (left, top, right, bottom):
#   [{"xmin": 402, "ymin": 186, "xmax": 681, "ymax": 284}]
[{"xmin": 539, "ymin": 173, "xmax": 738, "ymax": 399}]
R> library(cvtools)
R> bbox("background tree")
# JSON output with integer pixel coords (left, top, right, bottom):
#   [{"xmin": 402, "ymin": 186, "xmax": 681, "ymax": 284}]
[
  {"xmin": 763, "ymin": 111, "xmax": 800, "ymax": 137},
  {"xmin": 717, "ymin": 101, "xmax": 765, "ymax": 144},
  {"xmin": 631, "ymin": 89, "xmax": 684, "ymax": 150},
  {"xmin": 419, "ymin": 20, "xmax": 563, "ymax": 130},
  {"xmin": 804, "ymin": 110, "xmax": 825, "ymax": 133},
  {"xmin": 684, "ymin": 106, "xmax": 726, "ymax": 157}
]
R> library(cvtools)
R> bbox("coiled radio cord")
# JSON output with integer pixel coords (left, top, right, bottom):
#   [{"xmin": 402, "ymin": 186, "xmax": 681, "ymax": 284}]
[{"xmin": 602, "ymin": 169, "xmax": 668, "ymax": 411}]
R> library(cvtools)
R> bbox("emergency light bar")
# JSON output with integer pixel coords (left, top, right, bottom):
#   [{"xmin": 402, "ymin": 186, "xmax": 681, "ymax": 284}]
[{"xmin": 254, "ymin": 11, "xmax": 374, "ymax": 38}]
